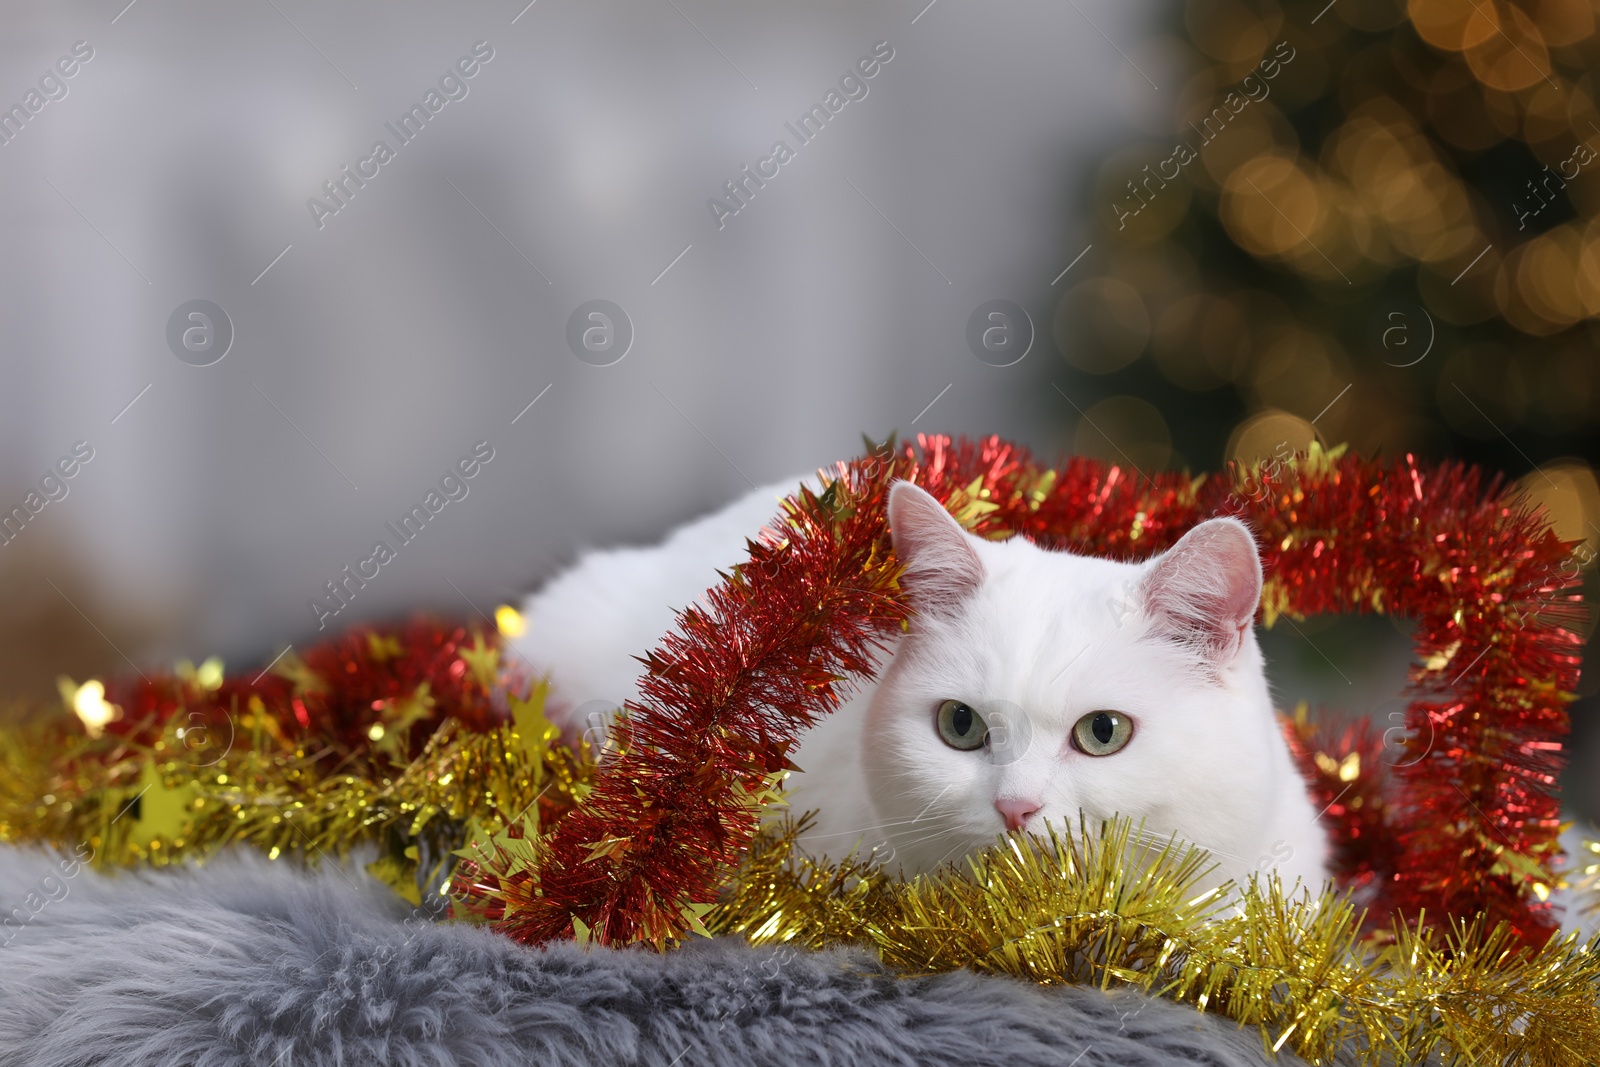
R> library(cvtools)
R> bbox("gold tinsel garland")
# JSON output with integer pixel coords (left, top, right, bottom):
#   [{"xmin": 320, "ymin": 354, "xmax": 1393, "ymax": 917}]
[
  {"xmin": 707, "ymin": 813, "xmax": 1600, "ymax": 1066},
  {"xmin": 0, "ymin": 666, "xmax": 593, "ymax": 905}
]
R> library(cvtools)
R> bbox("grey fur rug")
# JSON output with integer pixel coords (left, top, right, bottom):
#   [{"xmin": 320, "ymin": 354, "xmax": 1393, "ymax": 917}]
[{"xmin": 0, "ymin": 845, "xmax": 1345, "ymax": 1067}]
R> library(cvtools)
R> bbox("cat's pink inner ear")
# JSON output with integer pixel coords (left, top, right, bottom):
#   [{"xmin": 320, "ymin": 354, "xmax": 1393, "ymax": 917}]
[
  {"xmin": 1139, "ymin": 517, "xmax": 1263, "ymax": 663},
  {"xmin": 888, "ymin": 481, "xmax": 985, "ymax": 611}
]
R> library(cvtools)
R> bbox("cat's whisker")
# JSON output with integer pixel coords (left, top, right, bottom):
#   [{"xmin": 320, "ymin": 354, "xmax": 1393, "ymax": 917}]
[
  {"xmin": 812, "ymin": 825, "xmax": 947, "ymax": 876},
  {"xmin": 817, "ymin": 823, "xmax": 962, "ymax": 870},
  {"xmin": 878, "ymin": 825, "xmax": 967, "ymax": 868},
  {"xmin": 929, "ymin": 833, "xmax": 977, "ymax": 870},
  {"xmin": 796, "ymin": 805, "xmax": 965, "ymax": 841},
  {"xmin": 877, "ymin": 767, "xmax": 960, "ymax": 787},
  {"xmin": 886, "ymin": 827, "xmax": 960, "ymax": 854}
]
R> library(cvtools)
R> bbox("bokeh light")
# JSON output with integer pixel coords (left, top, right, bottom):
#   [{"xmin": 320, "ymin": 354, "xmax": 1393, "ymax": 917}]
[
  {"xmin": 1057, "ymin": 0, "xmax": 1600, "ymax": 481},
  {"xmin": 1227, "ymin": 409, "xmax": 1316, "ymax": 468},
  {"xmin": 1074, "ymin": 395, "xmax": 1173, "ymax": 473},
  {"xmin": 1516, "ymin": 462, "xmax": 1600, "ymax": 554}
]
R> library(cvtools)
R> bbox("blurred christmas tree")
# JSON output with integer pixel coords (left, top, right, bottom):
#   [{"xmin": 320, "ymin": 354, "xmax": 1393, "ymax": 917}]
[{"xmin": 1055, "ymin": 0, "xmax": 1599, "ymax": 811}]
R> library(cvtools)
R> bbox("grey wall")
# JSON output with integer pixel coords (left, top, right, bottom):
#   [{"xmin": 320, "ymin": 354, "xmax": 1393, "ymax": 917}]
[{"xmin": 0, "ymin": 0, "xmax": 1168, "ymax": 674}]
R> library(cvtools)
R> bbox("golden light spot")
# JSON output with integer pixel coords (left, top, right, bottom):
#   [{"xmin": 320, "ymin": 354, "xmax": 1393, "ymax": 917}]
[
  {"xmin": 1515, "ymin": 230, "xmax": 1585, "ymax": 329},
  {"xmin": 63, "ymin": 679, "xmax": 117, "ymax": 739},
  {"xmin": 1226, "ymin": 410, "xmax": 1316, "ymax": 470},
  {"xmin": 495, "ymin": 604, "xmax": 527, "ymax": 638},
  {"xmin": 1425, "ymin": 640, "xmax": 1462, "ymax": 671},
  {"xmin": 1184, "ymin": 0, "xmax": 1278, "ymax": 64},
  {"xmin": 1408, "ymin": 0, "xmax": 1502, "ymax": 53},
  {"xmin": 368, "ymin": 723, "xmax": 387, "ymax": 741},
  {"xmin": 1522, "ymin": 82, "xmax": 1574, "ymax": 144},
  {"xmin": 1249, "ymin": 325, "xmax": 1338, "ymax": 415},
  {"xmin": 1576, "ymin": 230, "xmax": 1600, "ymax": 318},
  {"xmin": 196, "ymin": 657, "xmax": 225, "ymax": 691},
  {"xmin": 1073, "ymin": 396, "xmax": 1171, "ymax": 473},
  {"xmin": 1528, "ymin": 0, "xmax": 1594, "ymax": 45},
  {"xmin": 1222, "ymin": 154, "xmax": 1331, "ymax": 266},
  {"xmin": 1489, "ymin": 245, "xmax": 1562, "ymax": 336},
  {"xmin": 1196, "ymin": 105, "xmax": 1291, "ymax": 187},
  {"xmin": 1516, "ymin": 462, "xmax": 1600, "ymax": 561},
  {"xmin": 1464, "ymin": 4, "xmax": 1552, "ymax": 92}
]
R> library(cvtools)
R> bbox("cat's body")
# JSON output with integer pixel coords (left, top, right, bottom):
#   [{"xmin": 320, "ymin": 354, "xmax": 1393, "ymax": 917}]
[{"xmin": 515, "ymin": 474, "xmax": 1331, "ymax": 895}]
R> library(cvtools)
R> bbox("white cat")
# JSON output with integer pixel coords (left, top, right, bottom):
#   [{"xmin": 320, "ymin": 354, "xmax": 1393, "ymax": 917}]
[{"xmin": 514, "ymin": 474, "xmax": 1331, "ymax": 895}]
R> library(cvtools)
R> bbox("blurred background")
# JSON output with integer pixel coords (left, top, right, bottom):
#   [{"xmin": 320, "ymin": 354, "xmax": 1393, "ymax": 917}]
[{"xmin": 0, "ymin": 0, "xmax": 1594, "ymax": 816}]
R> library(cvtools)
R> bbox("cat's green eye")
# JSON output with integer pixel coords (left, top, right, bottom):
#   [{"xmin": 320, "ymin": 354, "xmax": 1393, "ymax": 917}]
[
  {"xmin": 1071, "ymin": 711, "xmax": 1133, "ymax": 756},
  {"xmin": 936, "ymin": 700, "xmax": 988, "ymax": 751}
]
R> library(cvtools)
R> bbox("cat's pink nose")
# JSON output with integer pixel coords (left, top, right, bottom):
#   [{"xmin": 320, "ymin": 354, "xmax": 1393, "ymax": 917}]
[{"xmin": 995, "ymin": 797, "xmax": 1042, "ymax": 831}]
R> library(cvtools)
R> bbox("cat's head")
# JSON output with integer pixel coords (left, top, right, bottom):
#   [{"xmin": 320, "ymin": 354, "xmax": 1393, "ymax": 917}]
[{"xmin": 861, "ymin": 480, "xmax": 1292, "ymax": 882}]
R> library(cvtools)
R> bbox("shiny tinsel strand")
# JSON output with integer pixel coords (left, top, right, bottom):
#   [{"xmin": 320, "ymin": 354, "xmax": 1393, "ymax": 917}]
[{"xmin": 706, "ymin": 815, "xmax": 1600, "ymax": 1067}]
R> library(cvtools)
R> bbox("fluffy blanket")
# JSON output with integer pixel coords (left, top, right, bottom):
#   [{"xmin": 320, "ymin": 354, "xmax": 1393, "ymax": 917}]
[{"xmin": 0, "ymin": 845, "xmax": 1350, "ymax": 1067}]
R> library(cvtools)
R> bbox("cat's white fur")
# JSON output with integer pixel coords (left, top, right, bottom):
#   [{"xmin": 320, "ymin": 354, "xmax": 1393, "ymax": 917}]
[{"xmin": 515, "ymin": 474, "xmax": 1331, "ymax": 895}]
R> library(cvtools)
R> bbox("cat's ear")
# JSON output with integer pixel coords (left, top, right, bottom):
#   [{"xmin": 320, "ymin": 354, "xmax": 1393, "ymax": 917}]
[
  {"xmin": 1139, "ymin": 517, "xmax": 1262, "ymax": 664},
  {"xmin": 888, "ymin": 481, "xmax": 985, "ymax": 612}
]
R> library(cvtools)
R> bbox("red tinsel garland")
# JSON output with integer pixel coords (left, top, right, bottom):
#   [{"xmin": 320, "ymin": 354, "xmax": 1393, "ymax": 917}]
[
  {"xmin": 98, "ymin": 616, "xmax": 507, "ymax": 770},
  {"xmin": 1249, "ymin": 454, "xmax": 1586, "ymax": 943},
  {"xmin": 461, "ymin": 435, "xmax": 1585, "ymax": 948}
]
